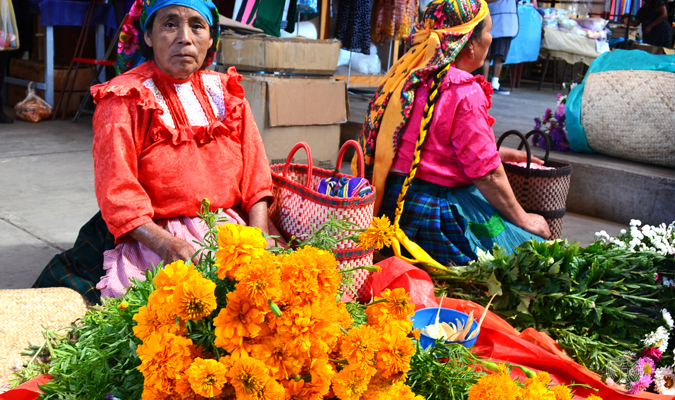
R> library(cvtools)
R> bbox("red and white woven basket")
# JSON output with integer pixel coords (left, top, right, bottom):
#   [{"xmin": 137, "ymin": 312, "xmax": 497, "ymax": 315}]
[{"xmin": 269, "ymin": 141, "xmax": 376, "ymax": 300}]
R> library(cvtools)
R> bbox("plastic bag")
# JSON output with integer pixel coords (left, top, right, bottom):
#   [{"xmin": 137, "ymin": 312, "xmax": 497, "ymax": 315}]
[
  {"xmin": 14, "ymin": 82, "xmax": 53, "ymax": 122},
  {"xmin": 0, "ymin": 0, "xmax": 20, "ymax": 51},
  {"xmin": 574, "ymin": 17, "xmax": 608, "ymax": 32}
]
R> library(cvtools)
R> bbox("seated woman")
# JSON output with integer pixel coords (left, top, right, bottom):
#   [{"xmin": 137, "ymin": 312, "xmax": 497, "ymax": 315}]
[
  {"xmin": 355, "ymin": 0, "xmax": 551, "ymax": 266},
  {"xmin": 33, "ymin": 0, "xmax": 274, "ymax": 303}
]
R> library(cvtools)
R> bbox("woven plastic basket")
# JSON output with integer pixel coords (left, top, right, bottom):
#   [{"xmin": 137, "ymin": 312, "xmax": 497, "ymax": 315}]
[
  {"xmin": 497, "ymin": 130, "xmax": 573, "ymax": 239},
  {"xmin": 269, "ymin": 141, "xmax": 376, "ymax": 299},
  {"xmin": 581, "ymin": 70, "xmax": 675, "ymax": 168}
]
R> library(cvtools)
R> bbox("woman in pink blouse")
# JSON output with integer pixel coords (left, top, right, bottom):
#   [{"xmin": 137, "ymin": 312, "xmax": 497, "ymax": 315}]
[{"xmin": 355, "ymin": 0, "xmax": 550, "ymax": 266}]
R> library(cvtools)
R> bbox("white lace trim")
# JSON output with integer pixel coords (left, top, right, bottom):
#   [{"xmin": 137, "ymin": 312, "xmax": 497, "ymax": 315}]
[
  {"xmin": 142, "ymin": 78, "xmax": 175, "ymax": 129},
  {"xmin": 175, "ymin": 82, "xmax": 209, "ymax": 127},
  {"xmin": 202, "ymin": 74, "xmax": 226, "ymax": 121}
]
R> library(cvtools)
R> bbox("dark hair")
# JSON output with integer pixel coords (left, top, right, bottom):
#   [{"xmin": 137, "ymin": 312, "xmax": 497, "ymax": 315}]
[
  {"xmin": 139, "ymin": 12, "xmax": 218, "ymax": 63},
  {"xmin": 468, "ymin": 19, "xmax": 486, "ymax": 43}
]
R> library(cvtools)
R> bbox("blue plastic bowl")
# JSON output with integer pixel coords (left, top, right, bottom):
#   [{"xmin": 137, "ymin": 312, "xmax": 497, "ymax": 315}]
[{"xmin": 411, "ymin": 307, "xmax": 480, "ymax": 349}]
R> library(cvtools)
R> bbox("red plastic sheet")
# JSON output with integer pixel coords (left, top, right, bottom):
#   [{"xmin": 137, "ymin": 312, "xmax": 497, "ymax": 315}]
[
  {"xmin": 373, "ymin": 258, "xmax": 673, "ymax": 400},
  {"xmin": 0, "ymin": 375, "xmax": 51, "ymax": 400}
]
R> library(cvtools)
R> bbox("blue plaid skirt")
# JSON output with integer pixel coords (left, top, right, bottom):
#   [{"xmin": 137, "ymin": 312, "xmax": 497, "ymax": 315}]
[{"xmin": 379, "ymin": 174, "xmax": 543, "ymax": 266}]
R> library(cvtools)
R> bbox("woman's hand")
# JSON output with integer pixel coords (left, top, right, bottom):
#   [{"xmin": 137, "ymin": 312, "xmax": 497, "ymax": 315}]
[
  {"xmin": 520, "ymin": 213, "xmax": 552, "ymax": 239},
  {"xmin": 498, "ymin": 147, "xmax": 545, "ymax": 165},
  {"xmin": 129, "ymin": 222, "xmax": 199, "ymax": 265}
]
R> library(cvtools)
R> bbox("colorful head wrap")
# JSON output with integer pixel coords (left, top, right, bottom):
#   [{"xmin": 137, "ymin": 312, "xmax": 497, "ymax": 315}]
[
  {"xmin": 354, "ymin": 0, "xmax": 488, "ymax": 215},
  {"xmin": 117, "ymin": 0, "xmax": 220, "ymax": 75}
]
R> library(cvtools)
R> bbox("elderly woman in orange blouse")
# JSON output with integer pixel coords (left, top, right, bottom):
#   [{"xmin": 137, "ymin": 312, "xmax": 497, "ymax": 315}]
[{"xmin": 34, "ymin": 0, "xmax": 273, "ymax": 302}]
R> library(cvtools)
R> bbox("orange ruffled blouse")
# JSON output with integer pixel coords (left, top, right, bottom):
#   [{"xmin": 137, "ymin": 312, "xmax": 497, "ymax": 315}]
[{"xmin": 91, "ymin": 61, "xmax": 272, "ymax": 243}]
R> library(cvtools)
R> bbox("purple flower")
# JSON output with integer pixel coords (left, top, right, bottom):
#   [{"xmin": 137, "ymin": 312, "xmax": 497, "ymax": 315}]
[
  {"xmin": 627, "ymin": 374, "xmax": 653, "ymax": 394},
  {"xmin": 554, "ymin": 103, "xmax": 565, "ymax": 121},
  {"xmin": 640, "ymin": 346, "xmax": 663, "ymax": 363},
  {"xmin": 534, "ymin": 117, "xmax": 541, "ymax": 130},
  {"xmin": 106, "ymin": 394, "xmax": 115, "ymax": 400},
  {"xmin": 636, "ymin": 357, "xmax": 656, "ymax": 377},
  {"xmin": 544, "ymin": 108, "xmax": 552, "ymax": 121}
]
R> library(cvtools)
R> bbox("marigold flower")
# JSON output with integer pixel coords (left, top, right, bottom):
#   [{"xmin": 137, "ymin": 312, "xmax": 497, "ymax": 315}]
[
  {"xmin": 331, "ymin": 364, "xmax": 376, "ymax": 400},
  {"xmin": 551, "ymin": 384, "xmax": 572, "ymax": 400},
  {"xmin": 133, "ymin": 299, "xmax": 187, "ymax": 343},
  {"xmin": 251, "ymin": 335, "xmax": 304, "ymax": 380},
  {"xmin": 366, "ymin": 288, "xmax": 415, "ymax": 330},
  {"xmin": 227, "ymin": 356, "xmax": 272, "ymax": 399},
  {"xmin": 215, "ymin": 224, "xmax": 267, "ymax": 280},
  {"xmin": 358, "ymin": 216, "xmax": 396, "ymax": 250},
  {"xmin": 585, "ymin": 396, "xmax": 604, "ymax": 400},
  {"xmin": 137, "ymin": 333, "xmax": 194, "ymax": 397},
  {"xmin": 520, "ymin": 382, "xmax": 555, "ymax": 400},
  {"xmin": 525, "ymin": 371, "xmax": 551, "ymax": 387},
  {"xmin": 307, "ymin": 358, "xmax": 336, "ymax": 398},
  {"xmin": 276, "ymin": 301, "xmax": 332, "ymax": 358},
  {"xmin": 172, "ymin": 273, "xmax": 217, "ymax": 321},
  {"xmin": 282, "ymin": 379, "xmax": 316, "ymax": 400},
  {"xmin": 186, "ymin": 358, "xmax": 228, "ymax": 398},
  {"xmin": 389, "ymin": 380, "xmax": 426, "ymax": 400},
  {"xmin": 374, "ymin": 326, "xmax": 415, "ymax": 380},
  {"xmin": 467, "ymin": 369, "xmax": 520, "ymax": 400},
  {"xmin": 281, "ymin": 246, "xmax": 341, "ymax": 302},
  {"xmin": 341, "ymin": 325, "xmax": 380, "ymax": 368},
  {"xmin": 234, "ymin": 253, "xmax": 283, "ymax": 307},
  {"xmin": 152, "ymin": 260, "xmax": 201, "ymax": 304},
  {"xmin": 213, "ymin": 291, "xmax": 266, "ymax": 352}
]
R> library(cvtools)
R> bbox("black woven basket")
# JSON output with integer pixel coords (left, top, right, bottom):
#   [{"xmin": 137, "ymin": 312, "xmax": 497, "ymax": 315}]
[{"xmin": 496, "ymin": 130, "xmax": 573, "ymax": 239}]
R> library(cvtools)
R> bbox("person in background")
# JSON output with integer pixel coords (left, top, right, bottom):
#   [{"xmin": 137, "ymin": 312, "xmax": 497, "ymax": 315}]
[
  {"xmin": 354, "ymin": 0, "xmax": 550, "ymax": 268},
  {"xmin": 481, "ymin": 0, "xmax": 518, "ymax": 95},
  {"xmin": 622, "ymin": 0, "xmax": 673, "ymax": 48}
]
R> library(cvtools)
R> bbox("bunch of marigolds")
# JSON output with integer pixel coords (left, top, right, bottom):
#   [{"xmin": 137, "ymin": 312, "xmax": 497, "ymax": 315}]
[{"xmin": 131, "ymin": 223, "xmax": 423, "ymax": 400}]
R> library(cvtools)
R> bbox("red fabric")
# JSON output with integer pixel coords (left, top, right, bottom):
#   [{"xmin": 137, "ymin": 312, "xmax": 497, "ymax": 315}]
[
  {"xmin": 91, "ymin": 61, "xmax": 273, "ymax": 242},
  {"xmin": 0, "ymin": 375, "xmax": 52, "ymax": 400},
  {"xmin": 373, "ymin": 260, "xmax": 672, "ymax": 400},
  {"xmin": 390, "ymin": 67, "xmax": 502, "ymax": 187}
]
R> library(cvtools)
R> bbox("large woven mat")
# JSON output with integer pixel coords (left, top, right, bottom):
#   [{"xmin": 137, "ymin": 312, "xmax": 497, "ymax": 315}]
[
  {"xmin": 0, "ymin": 288, "xmax": 90, "ymax": 390},
  {"xmin": 581, "ymin": 70, "xmax": 675, "ymax": 168}
]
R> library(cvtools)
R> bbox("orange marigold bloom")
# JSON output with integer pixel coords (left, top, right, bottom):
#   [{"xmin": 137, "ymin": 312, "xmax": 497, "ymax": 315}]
[
  {"xmin": 551, "ymin": 384, "xmax": 573, "ymax": 400},
  {"xmin": 389, "ymin": 380, "xmax": 426, "ymax": 400},
  {"xmin": 215, "ymin": 224, "xmax": 267, "ymax": 280},
  {"xmin": 276, "ymin": 301, "xmax": 332, "ymax": 358},
  {"xmin": 520, "ymin": 382, "xmax": 556, "ymax": 400},
  {"xmin": 251, "ymin": 335, "xmax": 304, "ymax": 380},
  {"xmin": 172, "ymin": 273, "xmax": 217, "ymax": 321},
  {"xmin": 341, "ymin": 325, "xmax": 380, "ymax": 368},
  {"xmin": 282, "ymin": 379, "xmax": 315, "ymax": 400},
  {"xmin": 366, "ymin": 288, "xmax": 415, "ymax": 330},
  {"xmin": 186, "ymin": 358, "xmax": 228, "ymax": 398},
  {"xmin": 358, "ymin": 216, "xmax": 396, "ymax": 250},
  {"xmin": 280, "ymin": 246, "xmax": 340, "ymax": 302},
  {"xmin": 133, "ymin": 300, "xmax": 187, "ymax": 343},
  {"xmin": 467, "ymin": 369, "xmax": 520, "ymax": 400},
  {"xmin": 137, "ymin": 332, "xmax": 194, "ymax": 397},
  {"xmin": 152, "ymin": 260, "xmax": 201, "ymax": 304},
  {"xmin": 234, "ymin": 253, "xmax": 283, "ymax": 307},
  {"xmin": 374, "ymin": 325, "xmax": 415, "ymax": 380},
  {"xmin": 213, "ymin": 291, "xmax": 266, "ymax": 353},
  {"xmin": 307, "ymin": 358, "xmax": 336, "ymax": 398},
  {"xmin": 525, "ymin": 371, "xmax": 551, "ymax": 387},
  {"xmin": 227, "ymin": 356, "xmax": 272, "ymax": 399},
  {"xmin": 331, "ymin": 364, "xmax": 376, "ymax": 400}
]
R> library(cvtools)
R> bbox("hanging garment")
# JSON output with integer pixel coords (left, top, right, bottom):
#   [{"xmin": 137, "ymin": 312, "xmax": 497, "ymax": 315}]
[
  {"xmin": 252, "ymin": 0, "xmax": 287, "ymax": 36},
  {"xmin": 371, "ymin": 0, "xmax": 419, "ymax": 44},
  {"xmin": 335, "ymin": 0, "xmax": 375, "ymax": 54}
]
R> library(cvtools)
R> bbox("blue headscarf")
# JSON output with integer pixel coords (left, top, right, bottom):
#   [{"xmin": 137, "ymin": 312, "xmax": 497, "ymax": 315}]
[{"xmin": 117, "ymin": 0, "xmax": 220, "ymax": 75}]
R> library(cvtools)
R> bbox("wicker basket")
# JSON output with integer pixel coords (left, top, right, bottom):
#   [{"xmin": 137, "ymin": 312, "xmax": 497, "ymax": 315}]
[
  {"xmin": 581, "ymin": 70, "xmax": 675, "ymax": 168},
  {"xmin": 497, "ymin": 130, "xmax": 573, "ymax": 239}
]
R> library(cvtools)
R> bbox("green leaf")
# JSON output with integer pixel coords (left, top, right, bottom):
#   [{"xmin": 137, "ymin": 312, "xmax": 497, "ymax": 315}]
[{"xmin": 487, "ymin": 272, "xmax": 503, "ymax": 297}]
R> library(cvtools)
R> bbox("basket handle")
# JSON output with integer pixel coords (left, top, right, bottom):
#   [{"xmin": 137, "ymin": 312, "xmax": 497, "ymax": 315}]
[
  {"xmin": 283, "ymin": 142, "xmax": 313, "ymax": 188},
  {"xmin": 496, "ymin": 130, "xmax": 532, "ymax": 177},
  {"xmin": 334, "ymin": 140, "xmax": 365, "ymax": 178},
  {"xmin": 520, "ymin": 129, "xmax": 551, "ymax": 163}
]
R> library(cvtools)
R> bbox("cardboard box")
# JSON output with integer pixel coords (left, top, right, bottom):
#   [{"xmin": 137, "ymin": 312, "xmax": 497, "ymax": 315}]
[
  {"xmin": 630, "ymin": 42, "xmax": 672, "ymax": 55},
  {"xmin": 608, "ymin": 24, "xmax": 637, "ymax": 41},
  {"xmin": 237, "ymin": 73, "xmax": 348, "ymax": 164},
  {"xmin": 219, "ymin": 32, "xmax": 341, "ymax": 75},
  {"xmin": 8, "ymin": 84, "xmax": 88, "ymax": 117},
  {"xmin": 9, "ymin": 59, "xmax": 96, "ymax": 92}
]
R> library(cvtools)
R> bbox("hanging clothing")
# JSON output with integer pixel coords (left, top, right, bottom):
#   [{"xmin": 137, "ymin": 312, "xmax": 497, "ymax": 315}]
[
  {"xmin": 334, "ymin": 0, "xmax": 375, "ymax": 54},
  {"xmin": 371, "ymin": 0, "xmax": 419, "ymax": 44},
  {"xmin": 253, "ymin": 0, "xmax": 289, "ymax": 36}
]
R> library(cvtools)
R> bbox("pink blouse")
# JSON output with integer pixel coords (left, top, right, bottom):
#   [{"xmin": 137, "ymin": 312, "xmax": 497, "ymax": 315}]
[{"xmin": 391, "ymin": 66, "xmax": 501, "ymax": 187}]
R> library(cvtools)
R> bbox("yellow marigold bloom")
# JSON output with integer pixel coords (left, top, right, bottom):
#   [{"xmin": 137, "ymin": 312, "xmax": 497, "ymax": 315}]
[
  {"xmin": 137, "ymin": 333, "xmax": 194, "ymax": 397},
  {"xmin": 341, "ymin": 325, "xmax": 380, "ymax": 368},
  {"xmin": 234, "ymin": 253, "xmax": 283, "ymax": 307},
  {"xmin": 172, "ymin": 273, "xmax": 217, "ymax": 321},
  {"xmin": 213, "ymin": 290, "xmax": 266, "ymax": 352},
  {"xmin": 186, "ymin": 358, "xmax": 228, "ymax": 398},
  {"xmin": 375, "ymin": 325, "xmax": 415, "ymax": 380},
  {"xmin": 118, "ymin": 300, "xmax": 129, "ymax": 310},
  {"xmin": 151, "ymin": 260, "xmax": 201, "ymax": 304},
  {"xmin": 331, "ymin": 364, "xmax": 376, "ymax": 400},
  {"xmin": 366, "ymin": 288, "xmax": 415, "ymax": 330},
  {"xmin": 390, "ymin": 380, "xmax": 426, "ymax": 400},
  {"xmin": 133, "ymin": 299, "xmax": 187, "ymax": 343},
  {"xmin": 525, "ymin": 370, "xmax": 551, "ymax": 387},
  {"xmin": 358, "ymin": 216, "xmax": 395, "ymax": 250},
  {"xmin": 360, "ymin": 373, "xmax": 394, "ymax": 400},
  {"xmin": 520, "ymin": 382, "xmax": 556, "ymax": 400},
  {"xmin": 467, "ymin": 370, "xmax": 520, "ymax": 400},
  {"xmin": 410, "ymin": 328, "xmax": 421, "ymax": 341},
  {"xmin": 551, "ymin": 384, "xmax": 573, "ymax": 400},
  {"xmin": 215, "ymin": 224, "xmax": 267, "ymax": 280},
  {"xmin": 227, "ymin": 356, "xmax": 272, "ymax": 399},
  {"xmin": 585, "ymin": 396, "xmax": 604, "ymax": 400}
]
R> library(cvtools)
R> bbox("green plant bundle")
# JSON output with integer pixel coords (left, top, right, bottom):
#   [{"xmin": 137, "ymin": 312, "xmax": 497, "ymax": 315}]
[{"xmin": 432, "ymin": 239, "xmax": 675, "ymax": 374}]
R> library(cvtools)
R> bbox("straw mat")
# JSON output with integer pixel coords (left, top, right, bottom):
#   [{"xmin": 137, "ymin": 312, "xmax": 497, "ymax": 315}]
[
  {"xmin": 0, "ymin": 288, "xmax": 90, "ymax": 390},
  {"xmin": 582, "ymin": 70, "xmax": 675, "ymax": 168}
]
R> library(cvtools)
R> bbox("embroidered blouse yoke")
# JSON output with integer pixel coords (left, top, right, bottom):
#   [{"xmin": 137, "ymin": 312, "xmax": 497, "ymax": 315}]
[{"xmin": 91, "ymin": 61, "xmax": 272, "ymax": 242}]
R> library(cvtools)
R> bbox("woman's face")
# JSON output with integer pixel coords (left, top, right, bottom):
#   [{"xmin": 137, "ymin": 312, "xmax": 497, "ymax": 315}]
[
  {"xmin": 457, "ymin": 13, "xmax": 493, "ymax": 73},
  {"xmin": 144, "ymin": 6, "xmax": 213, "ymax": 79}
]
